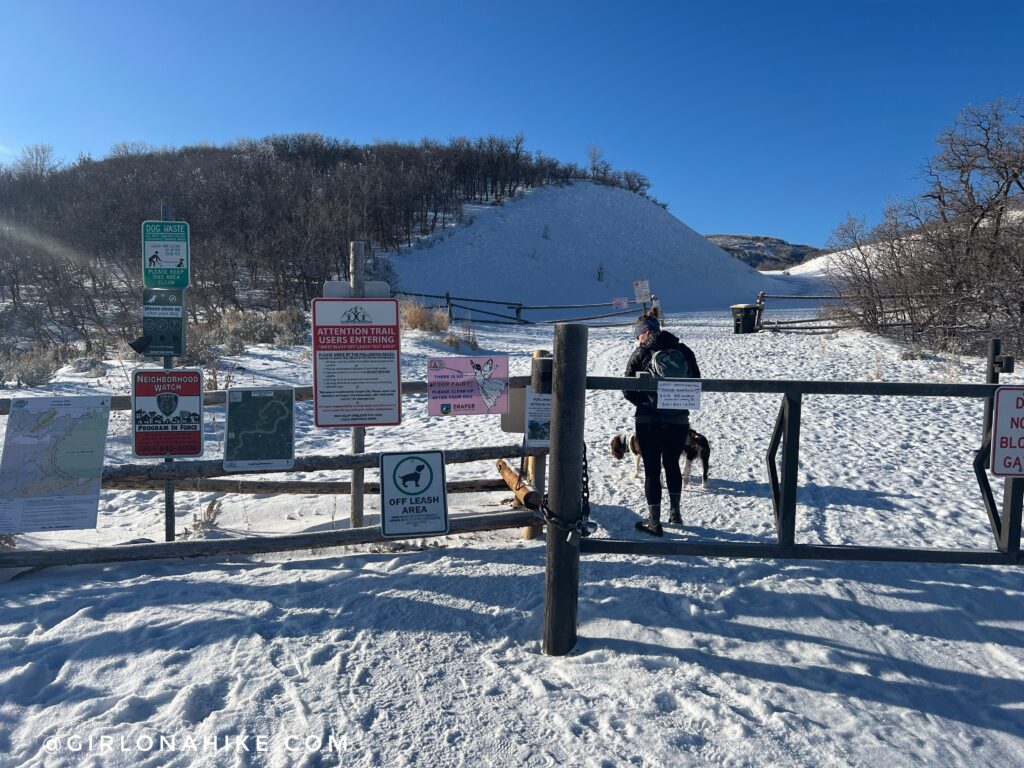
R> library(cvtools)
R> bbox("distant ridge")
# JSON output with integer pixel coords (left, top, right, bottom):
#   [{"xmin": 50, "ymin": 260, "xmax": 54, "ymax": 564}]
[{"xmin": 705, "ymin": 234, "xmax": 822, "ymax": 271}]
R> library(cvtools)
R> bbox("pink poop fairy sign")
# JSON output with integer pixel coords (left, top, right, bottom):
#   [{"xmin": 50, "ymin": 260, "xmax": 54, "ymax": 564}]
[{"xmin": 427, "ymin": 356, "xmax": 510, "ymax": 416}]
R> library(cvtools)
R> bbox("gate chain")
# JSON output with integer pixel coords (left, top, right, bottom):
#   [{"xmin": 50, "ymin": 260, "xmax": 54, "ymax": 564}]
[{"xmin": 540, "ymin": 440, "xmax": 597, "ymax": 547}]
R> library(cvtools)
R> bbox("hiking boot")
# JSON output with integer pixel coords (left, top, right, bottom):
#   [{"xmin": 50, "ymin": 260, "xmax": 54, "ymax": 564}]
[
  {"xmin": 668, "ymin": 509, "xmax": 682, "ymax": 525},
  {"xmin": 634, "ymin": 519, "xmax": 664, "ymax": 537}
]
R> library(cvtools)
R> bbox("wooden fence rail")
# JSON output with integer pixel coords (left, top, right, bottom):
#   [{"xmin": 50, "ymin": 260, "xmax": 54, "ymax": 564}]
[{"xmin": 0, "ymin": 510, "xmax": 538, "ymax": 570}]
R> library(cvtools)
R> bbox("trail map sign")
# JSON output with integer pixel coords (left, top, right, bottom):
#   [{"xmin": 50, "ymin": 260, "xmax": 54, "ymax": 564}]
[
  {"xmin": 142, "ymin": 220, "xmax": 190, "ymax": 288},
  {"xmin": 633, "ymin": 279, "xmax": 651, "ymax": 304},
  {"xmin": 427, "ymin": 356, "xmax": 510, "ymax": 416},
  {"xmin": 142, "ymin": 288, "xmax": 185, "ymax": 357},
  {"xmin": 132, "ymin": 369, "xmax": 204, "ymax": 458},
  {"xmin": 991, "ymin": 386, "xmax": 1024, "ymax": 476},
  {"xmin": 312, "ymin": 298, "xmax": 401, "ymax": 427},
  {"xmin": 0, "ymin": 396, "xmax": 111, "ymax": 533},
  {"xmin": 380, "ymin": 451, "xmax": 448, "ymax": 538},
  {"xmin": 224, "ymin": 387, "xmax": 295, "ymax": 471}
]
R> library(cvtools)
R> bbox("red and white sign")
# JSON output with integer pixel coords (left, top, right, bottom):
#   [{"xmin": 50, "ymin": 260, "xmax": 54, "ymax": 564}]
[
  {"xmin": 991, "ymin": 386, "xmax": 1024, "ymax": 476},
  {"xmin": 312, "ymin": 298, "xmax": 401, "ymax": 427},
  {"xmin": 132, "ymin": 368, "xmax": 204, "ymax": 458},
  {"xmin": 612, "ymin": 297, "xmax": 629, "ymax": 310}
]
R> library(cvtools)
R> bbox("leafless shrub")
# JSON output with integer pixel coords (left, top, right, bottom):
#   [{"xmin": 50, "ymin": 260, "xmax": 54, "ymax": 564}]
[{"xmin": 400, "ymin": 300, "xmax": 449, "ymax": 333}]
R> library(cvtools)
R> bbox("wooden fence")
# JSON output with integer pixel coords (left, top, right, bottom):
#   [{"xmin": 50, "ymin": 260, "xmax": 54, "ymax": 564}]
[{"xmin": 540, "ymin": 324, "xmax": 1023, "ymax": 655}]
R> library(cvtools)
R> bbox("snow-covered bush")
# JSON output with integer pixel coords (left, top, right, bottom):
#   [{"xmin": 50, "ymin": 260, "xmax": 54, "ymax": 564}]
[
  {"xmin": 70, "ymin": 356, "xmax": 107, "ymax": 377},
  {"xmin": 400, "ymin": 300, "xmax": 449, "ymax": 333}
]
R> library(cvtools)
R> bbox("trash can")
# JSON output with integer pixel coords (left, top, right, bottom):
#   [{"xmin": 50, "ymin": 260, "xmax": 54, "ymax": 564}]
[{"xmin": 731, "ymin": 304, "xmax": 759, "ymax": 334}]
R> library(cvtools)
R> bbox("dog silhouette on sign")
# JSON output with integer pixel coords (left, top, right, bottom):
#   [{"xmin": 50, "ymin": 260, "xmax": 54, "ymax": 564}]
[{"xmin": 399, "ymin": 464, "xmax": 426, "ymax": 490}]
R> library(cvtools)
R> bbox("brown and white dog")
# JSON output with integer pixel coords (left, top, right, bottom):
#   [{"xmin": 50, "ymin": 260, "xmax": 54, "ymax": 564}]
[{"xmin": 610, "ymin": 429, "xmax": 711, "ymax": 488}]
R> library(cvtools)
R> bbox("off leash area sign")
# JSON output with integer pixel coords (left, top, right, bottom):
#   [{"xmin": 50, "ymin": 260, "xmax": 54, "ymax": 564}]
[
  {"xmin": 142, "ymin": 220, "xmax": 190, "ymax": 288},
  {"xmin": 312, "ymin": 298, "xmax": 401, "ymax": 427},
  {"xmin": 991, "ymin": 386, "xmax": 1024, "ymax": 476},
  {"xmin": 132, "ymin": 369, "xmax": 204, "ymax": 458},
  {"xmin": 380, "ymin": 451, "xmax": 448, "ymax": 538}
]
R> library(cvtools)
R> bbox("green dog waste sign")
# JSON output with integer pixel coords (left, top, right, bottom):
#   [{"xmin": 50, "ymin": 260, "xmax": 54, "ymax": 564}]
[
  {"xmin": 142, "ymin": 220, "xmax": 190, "ymax": 288},
  {"xmin": 379, "ymin": 451, "xmax": 448, "ymax": 538}
]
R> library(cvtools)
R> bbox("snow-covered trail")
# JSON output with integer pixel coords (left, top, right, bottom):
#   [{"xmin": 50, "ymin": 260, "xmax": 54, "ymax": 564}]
[{"xmin": 2, "ymin": 309, "xmax": 1023, "ymax": 767}]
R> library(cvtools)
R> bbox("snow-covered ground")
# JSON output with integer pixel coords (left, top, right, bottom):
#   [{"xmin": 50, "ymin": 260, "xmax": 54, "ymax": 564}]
[
  {"xmin": 2, "ymin": 306, "xmax": 1023, "ymax": 767},
  {"xmin": 387, "ymin": 183, "xmax": 822, "ymax": 315}
]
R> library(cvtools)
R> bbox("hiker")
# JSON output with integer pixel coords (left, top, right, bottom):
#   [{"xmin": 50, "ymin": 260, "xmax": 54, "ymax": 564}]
[{"xmin": 623, "ymin": 313, "xmax": 700, "ymax": 536}]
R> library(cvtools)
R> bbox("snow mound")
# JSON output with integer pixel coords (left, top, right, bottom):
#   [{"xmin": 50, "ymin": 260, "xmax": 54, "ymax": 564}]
[{"xmin": 388, "ymin": 182, "xmax": 804, "ymax": 315}]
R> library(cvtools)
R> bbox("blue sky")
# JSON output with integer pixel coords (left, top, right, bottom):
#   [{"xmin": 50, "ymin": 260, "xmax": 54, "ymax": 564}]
[{"xmin": 2, "ymin": 0, "xmax": 1021, "ymax": 246}]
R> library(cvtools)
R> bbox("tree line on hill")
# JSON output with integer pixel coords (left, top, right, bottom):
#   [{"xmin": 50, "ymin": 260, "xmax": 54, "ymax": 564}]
[
  {"xmin": 0, "ymin": 134, "xmax": 654, "ymax": 357},
  {"xmin": 827, "ymin": 98, "xmax": 1024, "ymax": 355}
]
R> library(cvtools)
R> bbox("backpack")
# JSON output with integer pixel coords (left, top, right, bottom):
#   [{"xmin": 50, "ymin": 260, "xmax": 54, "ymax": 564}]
[
  {"xmin": 649, "ymin": 348, "xmax": 692, "ymax": 379},
  {"xmin": 644, "ymin": 348, "xmax": 692, "ymax": 405}
]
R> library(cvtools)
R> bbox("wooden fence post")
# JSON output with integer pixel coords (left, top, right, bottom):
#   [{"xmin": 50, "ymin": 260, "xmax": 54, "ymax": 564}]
[
  {"xmin": 982, "ymin": 338, "xmax": 1001, "ymax": 470},
  {"xmin": 543, "ymin": 324, "xmax": 588, "ymax": 656},
  {"xmin": 778, "ymin": 391, "xmax": 801, "ymax": 549},
  {"xmin": 350, "ymin": 241, "xmax": 366, "ymax": 528},
  {"xmin": 523, "ymin": 349, "xmax": 552, "ymax": 540}
]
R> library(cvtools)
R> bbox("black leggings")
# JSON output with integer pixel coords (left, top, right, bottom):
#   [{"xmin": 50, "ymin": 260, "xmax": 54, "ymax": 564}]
[{"xmin": 636, "ymin": 422, "xmax": 688, "ymax": 506}]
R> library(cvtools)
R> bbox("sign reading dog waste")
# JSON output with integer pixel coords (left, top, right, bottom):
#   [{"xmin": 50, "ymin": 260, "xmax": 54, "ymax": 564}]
[
  {"xmin": 142, "ymin": 221, "xmax": 190, "ymax": 289},
  {"xmin": 991, "ymin": 386, "xmax": 1024, "ymax": 476},
  {"xmin": 380, "ymin": 451, "xmax": 448, "ymax": 538},
  {"xmin": 132, "ymin": 369, "xmax": 204, "ymax": 458},
  {"xmin": 312, "ymin": 298, "xmax": 401, "ymax": 427}
]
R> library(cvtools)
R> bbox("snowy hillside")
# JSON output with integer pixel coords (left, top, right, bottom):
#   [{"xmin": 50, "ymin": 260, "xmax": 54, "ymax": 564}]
[
  {"xmin": 389, "ymin": 183, "xmax": 819, "ymax": 314},
  {"xmin": 2, "ymin": 308, "xmax": 1023, "ymax": 766}
]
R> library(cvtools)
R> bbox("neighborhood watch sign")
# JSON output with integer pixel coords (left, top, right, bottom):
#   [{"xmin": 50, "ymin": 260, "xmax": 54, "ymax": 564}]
[{"xmin": 131, "ymin": 369, "xmax": 204, "ymax": 458}]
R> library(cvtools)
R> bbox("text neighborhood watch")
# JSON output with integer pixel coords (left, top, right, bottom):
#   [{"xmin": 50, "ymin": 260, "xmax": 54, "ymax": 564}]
[{"xmin": 132, "ymin": 369, "xmax": 203, "ymax": 457}]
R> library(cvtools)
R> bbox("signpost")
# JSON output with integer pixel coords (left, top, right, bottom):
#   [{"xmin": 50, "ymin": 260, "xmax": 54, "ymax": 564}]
[
  {"xmin": 380, "ymin": 451, "xmax": 449, "ymax": 538},
  {"xmin": 141, "ymin": 288, "xmax": 185, "ymax": 357},
  {"xmin": 312, "ymin": 298, "xmax": 401, "ymax": 427},
  {"xmin": 991, "ymin": 386, "xmax": 1024, "ymax": 476},
  {"xmin": 131, "ymin": 369, "xmax": 204, "ymax": 458},
  {"xmin": 142, "ymin": 220, "xmax": 190, "ymax": 289}
]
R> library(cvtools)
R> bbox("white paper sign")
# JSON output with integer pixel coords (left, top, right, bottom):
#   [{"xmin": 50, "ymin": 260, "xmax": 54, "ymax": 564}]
[
  {"xmin": 633, "ymin": 279, "xmax": 651, "ymax": 304},
  {"xmin": 380, "ymin": 451, "xmax": 449, "ymax": 538},
  {"xmin": 992, "ymin": 386, "xmax": 1024, "ymax": 476},
  {"xmin": 656, "ymin": 381, "xmax": 702, "ymax": 410},
  {"xmin": 524, "ymin": 391, "xmax": 552, "ymax": 448}
]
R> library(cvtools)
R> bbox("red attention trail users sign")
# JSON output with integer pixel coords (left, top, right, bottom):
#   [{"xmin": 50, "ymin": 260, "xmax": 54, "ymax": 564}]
[
  {"xmin": 132, "ymin": 369, "xmax": 204, "ymax": 458},
  {"xmin": 312, "ymin": 298, "xmax": 401, "ymax": 427}
]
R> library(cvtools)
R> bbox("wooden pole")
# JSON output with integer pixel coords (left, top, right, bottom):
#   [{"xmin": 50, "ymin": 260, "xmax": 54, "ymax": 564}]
[
  {"xmin": 543, "ymin": 324, "xmax": 588, "ymax": 656},
  {"xmin": 523, "ymin": 349, "xmax": 551, "ymax": 540},
  {"xmin": 496, "ymin": 460, "xmax": 543, "ymax": 509},
  {"xmin": 350, "ymin": 241, "xmax": 366, "ymax": 528},
  {"xmin": 982, "ymin": 338, "xmax": 1000, "ymax": 470}
]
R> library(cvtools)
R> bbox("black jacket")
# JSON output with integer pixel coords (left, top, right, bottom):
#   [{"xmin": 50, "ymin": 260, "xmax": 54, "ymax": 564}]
[{"xmin": 624, "ymin": 330, "xmax": 701, "ymax": 424}]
